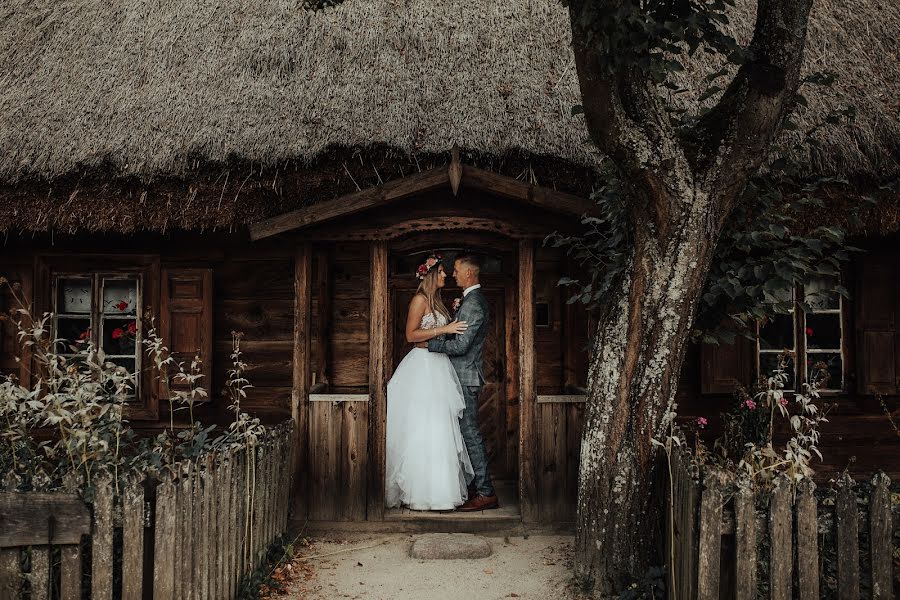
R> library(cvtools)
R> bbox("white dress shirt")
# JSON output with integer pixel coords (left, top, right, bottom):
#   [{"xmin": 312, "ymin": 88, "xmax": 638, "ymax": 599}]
[{"xmin": 462, "ymin": 283, "xmax": 481, "ymax": 297}]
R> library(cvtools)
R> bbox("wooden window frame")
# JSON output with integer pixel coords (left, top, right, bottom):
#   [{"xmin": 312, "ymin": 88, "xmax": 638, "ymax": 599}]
[
  {"xmin": 757, "ymin": 282, "xmax": 847, "ymax": 395},
  {"xmin": 38, "ymin": 255, "xmax": 160, "ymax": 420}
]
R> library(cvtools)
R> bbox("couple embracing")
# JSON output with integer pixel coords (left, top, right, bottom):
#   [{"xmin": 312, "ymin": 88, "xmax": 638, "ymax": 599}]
[{"xmin": 385, "ymin": 253, "xmax": 498, "ymax": 512}]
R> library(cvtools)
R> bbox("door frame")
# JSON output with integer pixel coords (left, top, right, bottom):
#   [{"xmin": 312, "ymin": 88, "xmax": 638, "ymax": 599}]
[{"xmin": 367, "ymin": 232, "xmax": 533, "ymax": 519}]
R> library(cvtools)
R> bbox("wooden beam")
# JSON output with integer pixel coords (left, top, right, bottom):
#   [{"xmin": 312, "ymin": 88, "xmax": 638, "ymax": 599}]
[
  {"xmin": 518, "ymin": 240, "xmax": 538, "ymax": 522},
  {"xmin": 290, "ymin": 243, "xmax": 312, "ymax": 520},
  {"xmin": 0, "ymin": 493, "xmax": 90, "ymax": 547},
  {"xmin": 367, "ymin": 241, "xmax": 389, "ymax": 521},
  {"xmin": 461, "ymin": 165, "xmax": 595, "ymax": 218},
  {"xmin": 449, "ymin": 146, "xmax": 462, "ymax": 196},
  {"xmin": 297, "ymin": 217, "xmax": 551, "ymax": 242},
  {"xmin": 250, "ymin": 168, "xmax": 450, "ymax": 240},
  {"xmin": 315, "ymin": 248, "xmax": 332, "ymax": 388}
]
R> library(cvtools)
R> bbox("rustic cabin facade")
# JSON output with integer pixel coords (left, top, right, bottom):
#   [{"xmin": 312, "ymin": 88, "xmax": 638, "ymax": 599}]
[{"xmin": 1, "ymin": 0, "xmax": 898, "ymax": 527}]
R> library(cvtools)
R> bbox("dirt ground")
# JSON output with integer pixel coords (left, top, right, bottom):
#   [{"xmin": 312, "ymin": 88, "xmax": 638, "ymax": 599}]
[{"xmin": 269, "ymin": 533, "xmax": 581, "ymax": 600}]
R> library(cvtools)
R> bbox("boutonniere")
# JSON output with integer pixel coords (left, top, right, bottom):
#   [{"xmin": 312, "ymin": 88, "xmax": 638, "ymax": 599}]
[{"xmin": 451, "ymin": 297, "xmax": 461, "ymax": 314}]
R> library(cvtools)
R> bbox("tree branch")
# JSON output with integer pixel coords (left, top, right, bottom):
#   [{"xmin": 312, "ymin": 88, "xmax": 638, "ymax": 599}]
[
  {"xmin": 692, "ymin": 0, "xmax": 814, "ymax": 214},
  {"xmin": 568, "ymin": 0, "xmax": 691, "ymax": 239}
]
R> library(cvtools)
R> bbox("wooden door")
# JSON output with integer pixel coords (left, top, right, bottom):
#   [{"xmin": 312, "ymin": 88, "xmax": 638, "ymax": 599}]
[{"xmin": 390, "ymin": 283, "xmax": 515, "ymax": 480}]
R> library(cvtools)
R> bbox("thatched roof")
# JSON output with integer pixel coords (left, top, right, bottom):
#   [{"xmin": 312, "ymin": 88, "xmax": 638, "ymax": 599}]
[{"xmin": 0, "ymin": 0, "xmax": 897, "ymax": 234}]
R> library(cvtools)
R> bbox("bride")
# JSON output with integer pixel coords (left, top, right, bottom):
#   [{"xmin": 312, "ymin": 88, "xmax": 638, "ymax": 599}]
[{"xmin": 385, "ymin": 253, "xmax": 475, "ymax": 510}]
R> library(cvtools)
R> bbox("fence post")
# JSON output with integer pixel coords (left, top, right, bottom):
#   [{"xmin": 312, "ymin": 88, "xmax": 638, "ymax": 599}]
[
  {"xmin": 697, "ymin": 468, "xmax": 727, "ymax": 600},
  {"xmin": 59, "ymin": 473, "xmax": 83, "ymax": 600},
  {"xmin": 121, "ymin": 471, "xmax": 145, "ymax": 600},
  {"xmin": 153, "ymin": 467, "xmax": 176, "ymax": 597},
  {"xmin": 769, "ymin": 477, "xmax": 792, "ymax": 600},
  {"xmin": 869, "ymin": 472, "xmax": 893, "ymax": 600},
  {"xmin": 733, "ymin": 483, "xmax": 757, "ymax": 600},
  {"xmin": 835, "ymin": 473, "xmax": 860, "ymax": 600},
  {"xmin": 795, "ymin": 479, "xmax": 818, "ymax": 600},
  {"xmin": 92, "ymin": 472, "xmax": 114, "ymax": 600}
]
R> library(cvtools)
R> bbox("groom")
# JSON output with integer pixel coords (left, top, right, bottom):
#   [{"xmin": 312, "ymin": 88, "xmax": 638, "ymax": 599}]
[{"xmin": 427, "ymin": 254, "xmax": 498, "ymax": 511}]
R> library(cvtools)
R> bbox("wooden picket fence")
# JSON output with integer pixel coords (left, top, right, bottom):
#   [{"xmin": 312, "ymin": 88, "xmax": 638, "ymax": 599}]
[
  {"xmin": 667, "ymin": 448, "xmax": 896, "ymax": 600},
  {"xmin": 0, "ymin": 421, "xmax": 293, "ymax": 599}
]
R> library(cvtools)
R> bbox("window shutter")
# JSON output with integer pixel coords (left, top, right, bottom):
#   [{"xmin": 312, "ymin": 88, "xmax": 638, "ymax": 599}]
[
  {"xmin": 855, "ymin": 257, "xmax": 899, "ymax": 395},
  {"xmin": 0, "ymin": 265, "xmax": 34, "ymax": 385},
  {"xmin": 700, "ymin": 335, "xmax": 752, "ymax": 394},
  {"xmin": 159, "ymin": 268, "xmax": 213, "ymax": 401}
]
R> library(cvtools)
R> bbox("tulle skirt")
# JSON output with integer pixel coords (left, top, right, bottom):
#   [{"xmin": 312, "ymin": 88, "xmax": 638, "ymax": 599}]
[{"xmin": 385, "ymin": 348, "xmax": 474, "ymax": 510}]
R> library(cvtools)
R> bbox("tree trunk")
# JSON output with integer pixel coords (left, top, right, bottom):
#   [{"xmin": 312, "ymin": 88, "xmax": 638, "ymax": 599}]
[{"xmin": 574, "ymin": 205, "xmax": 717, "ymax": 595}]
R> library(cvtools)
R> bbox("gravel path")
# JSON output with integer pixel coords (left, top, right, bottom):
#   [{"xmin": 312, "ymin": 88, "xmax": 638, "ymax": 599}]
[{"xmin": 277, "ymin": 533, "xmax": 579, "ymax": 600}]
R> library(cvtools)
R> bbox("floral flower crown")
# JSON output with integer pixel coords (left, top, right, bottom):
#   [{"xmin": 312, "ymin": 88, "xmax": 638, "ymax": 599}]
[{"xmin": 415, "ymin": 253, "xmax": 443, "ymax": 280}]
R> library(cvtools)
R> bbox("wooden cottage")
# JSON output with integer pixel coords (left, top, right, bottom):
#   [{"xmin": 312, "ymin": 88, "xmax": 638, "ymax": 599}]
[{"xmin": 1, "ymin": 0, "xmax": 898, "ymax": 527}]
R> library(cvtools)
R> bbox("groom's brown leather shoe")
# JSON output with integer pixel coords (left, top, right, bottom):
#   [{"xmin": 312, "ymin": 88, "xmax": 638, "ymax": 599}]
[{"xmin": 457, "ymin": 494, "xmax": 499, "ymax": 512}]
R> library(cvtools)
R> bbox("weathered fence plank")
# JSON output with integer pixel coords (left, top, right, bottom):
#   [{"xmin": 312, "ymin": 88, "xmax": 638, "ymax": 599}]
[
  {"xmin": 733, "ymin": 485, "xmax": 757, "ymax": 600},
  {"xmin": 177, "ymin": 465, "xmax": 193, "ymax": 600},
  {"xmin": 122, "ymin": 472, "xmax": 144, "ymax": 600},
  {"xmin": 60, "ymin": 545, "xmax": 81, "ymax": 600},
  {"xmin": 30, "ymin": 546, "xmax": 49, "ymax": 600},
  {"xmin": 835, "ymin": 474, "xmax": 860, "ymax": 600},
  {"xmin": 201, "ymin": 456, "xmax": 212, "ymax": 600},
  {"xmin": 769, "ymin": 478, "xmax": 792, "ymax": 600},
  {"xmin": 697, "ymin": 469, "xmax": 726, "ymax": 600},
  {"xmin": 0, "ymin": 549, "xmax": 19, "ymax": 598},
  {"xmin": 92, "ymin": 474, "xmax": 114, "ymax": 600},
  {"xmin": 173, "ymin": 464, "xmax": 184, "ymax": 600},
  {"xmin": 869, "ymin": 473, "xmax": 893, "ymax": 600},
  {"xmin": 193, "ymin": 464, "xmax": 203, "ymax": 600},
  {"xmin": 153, "ymin": 472, "xmax": 176, "ymax": 598},
  {"xmin": 219, "ymin": 455, "xmax": 230, "ymax": 600},
  {"xmin": 796, "ymin": 479, "xmax": 819, "ymax": 600},
  {"xmin": 0, "ymin": 493, "xmax": 91, "ymax": 547}
]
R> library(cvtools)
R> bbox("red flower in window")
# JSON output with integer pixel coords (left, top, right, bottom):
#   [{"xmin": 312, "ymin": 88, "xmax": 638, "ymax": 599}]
[
  {"xmin": 805, "ymin": 327, "xmax": 814, "ymax": 337},
  {"xmin": 127, "ymin": 321, "xmax": 136, "ymax": 335},
  {"xmin": 78, "ymin": 329, "xmax": 91, "ymax": 341},
  {"xmin": 116, "ymin": 300, "xmax": 129, "ymax": 312},
  {"xmin": 111, "ymin": 327, "xmax": 124, "ymax": 340}
]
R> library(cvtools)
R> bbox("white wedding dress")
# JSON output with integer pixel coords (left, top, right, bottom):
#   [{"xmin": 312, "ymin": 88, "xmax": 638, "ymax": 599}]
[{"xmin": 385, "ymin": 312, "xmax": 474, "ymax": 510}]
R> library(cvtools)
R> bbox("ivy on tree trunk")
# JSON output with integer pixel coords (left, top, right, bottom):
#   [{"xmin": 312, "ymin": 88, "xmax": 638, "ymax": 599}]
[{"xmin": 566, "ymin": 0, "xmax": 814, "ymax": 594}]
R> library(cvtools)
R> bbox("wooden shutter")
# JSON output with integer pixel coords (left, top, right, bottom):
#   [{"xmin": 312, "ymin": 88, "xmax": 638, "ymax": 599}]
[
  {"xmin": 700, "ymin": 334, "xmax": 753, "ymax": 394},
  {"xmin": 159, "ymin": 268, "xmax": 213, "ymax": 400},
  {"xmin": 855, "ymin": 256, "xmax": 899, "ymax": 395}
]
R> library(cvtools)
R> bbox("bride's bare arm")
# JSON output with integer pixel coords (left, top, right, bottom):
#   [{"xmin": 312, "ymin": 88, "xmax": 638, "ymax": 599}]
[{"xmin": 405, "ymin": 295, "xmax": 468, "ymax": 344}]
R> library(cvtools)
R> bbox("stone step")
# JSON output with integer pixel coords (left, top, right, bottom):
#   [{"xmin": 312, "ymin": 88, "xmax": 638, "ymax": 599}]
[{"xmin": 409, "ymin": 533, "xmax": 493, "ymax": 560}]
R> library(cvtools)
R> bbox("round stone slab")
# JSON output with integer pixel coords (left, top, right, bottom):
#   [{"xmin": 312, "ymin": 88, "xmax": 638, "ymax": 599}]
[{"xmin": 409, "ymin": 533, "xmax": 492, "ymax": 560}]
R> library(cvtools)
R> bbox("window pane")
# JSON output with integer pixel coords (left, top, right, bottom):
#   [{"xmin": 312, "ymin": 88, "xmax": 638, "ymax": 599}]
[
  {"xmin": 55, "ymin": 317, "xmax": 92, "ymax": 352},
  {"xmin": 759, "ymin": 353, "xmax": 795, "ymax": 390},
  {"xmin": 103, "ymin": 278, "xmax": 139, "ymax": 315},
  {"xmin": 102, "ymin": 318, "xmax": 138, "ymax": 356},
  {"xmin": 804, "ymin": 313, "xmax": 841, "ymax": 350},
  {"xmin": 807, "ymin": 352, "xmax": 842, "ymax": 390},
  {"xmin": 804, "ymin": 276, "xmax": 840, "ymax": 311},
  {"xmin": 759, "ymin": 313, "xmax": 795, "ymax": 350},
  {"xmin": 57, "ymin": 277, "xmax": 92, "ymax": 314}
]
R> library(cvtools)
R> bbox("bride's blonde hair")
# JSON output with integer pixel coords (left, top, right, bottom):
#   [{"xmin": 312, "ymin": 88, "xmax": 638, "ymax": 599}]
[{"xmin": 416, "ymin": 265, "xmax": 451, "ymax": 322}]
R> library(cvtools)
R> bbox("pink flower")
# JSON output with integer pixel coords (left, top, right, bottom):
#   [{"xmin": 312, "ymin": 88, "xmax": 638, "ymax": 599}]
[
  {"xmin": 743, "ymin": 399, "xmax": 757, "ymax": 410},
  {"xmin": 696, "ymin": 417, "xmax": 708, "ymax": 428},
  {"xmin": 779, "ymin": 397, "xmax": 789, "ymax": 407},
  {"xmin": 451, "ymin": 297, "xmax": 461, "ymax": 313}
]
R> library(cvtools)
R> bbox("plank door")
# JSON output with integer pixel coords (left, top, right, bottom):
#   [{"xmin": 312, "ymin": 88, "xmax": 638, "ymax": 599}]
[{"xmin": 390, "ymin": 285, "xmax": 514, "ymax": 480}]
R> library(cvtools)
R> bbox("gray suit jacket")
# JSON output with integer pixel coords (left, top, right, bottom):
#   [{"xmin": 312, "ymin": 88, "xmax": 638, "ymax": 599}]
[{"xmin": 428, "ymin": 288, "xmax": 490, "ymax": 387}]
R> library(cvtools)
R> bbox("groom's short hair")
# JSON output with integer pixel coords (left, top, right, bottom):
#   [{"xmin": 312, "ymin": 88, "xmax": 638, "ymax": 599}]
[{"xmin": 456, "ymin": 254, "xmax": 481, "ymax": 275}]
